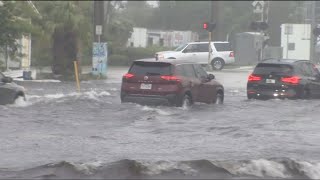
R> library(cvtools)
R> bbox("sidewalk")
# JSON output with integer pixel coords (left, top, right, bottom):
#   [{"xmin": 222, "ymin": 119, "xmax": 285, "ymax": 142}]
[{"xmin": 5, "ymin": 63, "xmax": 319, "ymax": 80}]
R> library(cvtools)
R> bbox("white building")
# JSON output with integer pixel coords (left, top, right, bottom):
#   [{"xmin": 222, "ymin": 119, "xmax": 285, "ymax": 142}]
[
  {"xmin": 127, "ymin": 27, "xmax": 199, "ymax": 48},
  {"xmin": 127, "ymin": 27, "xmax": 148, "ymax": 48},
  {"xmin": 281, "ymin": 24, "xmax": 311, "ymax": 60}
]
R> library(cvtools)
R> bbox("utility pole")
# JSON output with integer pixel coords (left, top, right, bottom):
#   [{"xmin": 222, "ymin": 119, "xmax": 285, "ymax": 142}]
[
  {"xmin": 310, "ymin": 1, "xmax": 316, "ymax": 63},
  {"xmin": 208, "ymin": 1, "xmax": 214, "ymax": 66},
  {"xmin": 260, "ymin": 2, "xmax": 265, "ymax": 61},
  {"xmin": 104, "ymin": 1, "xmax": 111, "ymax": 35},
  {"xmin": 252, "ymin": 1, "xmax": 267, "ymax": 61},
  {"xmin": 5, "ymin": 45, "xmax": 8, "ymax": 71},
  {"xmin": 210, "ymin": 0, "xmax": 214, "ymax": 39},
  {"xmin": 211, "ymin": 1, "xmax": 223, "ymax": 41},
  {"xmin": 265, "ymin": 1, "xmax": 270, "ymax": 24},
  {"xmin": 93, "ymin": 1, "xmax": 104, "ymax": 42}
]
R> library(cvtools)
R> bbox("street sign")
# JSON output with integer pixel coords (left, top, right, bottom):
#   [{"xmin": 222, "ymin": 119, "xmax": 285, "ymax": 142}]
[
  {"xmin": 252, "ymin": 1, "xmax": 264, "ymax": 8},
  {"xmin": 252, "ymin": 1, "xmax": 264, "ymax": 13},
  {"xmin": 95, "ymin": 25, "xmax": 102, "ymax": 35},
  {"xmin": 253, "ymin": 8, "xmax": 263, "ymax": 13}
]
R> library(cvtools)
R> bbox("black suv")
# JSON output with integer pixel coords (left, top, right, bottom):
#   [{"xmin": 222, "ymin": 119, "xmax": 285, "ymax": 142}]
[{"xmin": 247, "ymin": 59, "xmax": 320, "ymax": 99}]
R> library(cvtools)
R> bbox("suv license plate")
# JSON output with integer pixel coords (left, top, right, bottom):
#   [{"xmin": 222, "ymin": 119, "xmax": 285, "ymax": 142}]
[
  {"xmin": 266, "ymin": 79, "xmax": 276, "ymax": 83},
  {"xmin": 140, "ymin": 83, "xmax": 152, "ymax": 90}
]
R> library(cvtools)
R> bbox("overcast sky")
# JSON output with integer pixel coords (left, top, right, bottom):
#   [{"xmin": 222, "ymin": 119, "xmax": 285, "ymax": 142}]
[{"xmin": 146, "ymin": 1, "xmax": 159, "ymax": 8}]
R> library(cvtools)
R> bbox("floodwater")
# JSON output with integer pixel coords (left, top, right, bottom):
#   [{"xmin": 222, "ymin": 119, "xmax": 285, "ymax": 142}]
[{"xmin": 1, "ymin": 68, "xmax": 320, "ymax": 179}]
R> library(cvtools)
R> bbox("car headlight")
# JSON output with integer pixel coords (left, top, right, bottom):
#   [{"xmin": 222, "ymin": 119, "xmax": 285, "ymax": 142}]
[{"xmin": 158, "ymin": 54, "xmax": 164, "ymax": 59}]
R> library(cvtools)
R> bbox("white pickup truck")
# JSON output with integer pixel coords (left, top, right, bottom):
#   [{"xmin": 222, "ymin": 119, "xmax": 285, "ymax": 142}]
[{"xmin": 155, "ymin": 41, "xmax": 235, "ymax": 70}]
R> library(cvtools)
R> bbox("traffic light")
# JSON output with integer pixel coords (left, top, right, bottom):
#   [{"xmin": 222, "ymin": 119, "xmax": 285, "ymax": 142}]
[
  {"xmin": 203, "ymin": 22, "xmax": 209, "ymax": 30},
  {"xmin": 250, "ymin": 21, "xmax": 269, "ymax": 31},
  {"xmin": 202, "ymin": 22, "xmax": 216, "ymax": 31},
  {"xmin": 260, "ymin": 22, "xmax": 269, "ymax": 31},
  {"xmin": 250, "ymin": 22, "xmax": 259, "ymax": 31}
]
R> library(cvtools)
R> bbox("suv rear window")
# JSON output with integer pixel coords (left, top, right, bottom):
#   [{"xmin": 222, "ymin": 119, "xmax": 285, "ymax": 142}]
[
  {"xmin": 129, "ymin": 61, "xmax": 172, "ymax": 76},
  {"xmin": 253, "ymin": 63, "xmax": 294, "ymax": 75},
  {"xmin": 214, "ymin": 43, "xmax": 232, "ymax": 52}
]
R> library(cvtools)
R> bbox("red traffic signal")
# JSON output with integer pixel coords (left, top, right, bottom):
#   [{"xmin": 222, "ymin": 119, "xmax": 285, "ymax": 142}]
[
  {"xmin": 203, "ymin": 22, "xmax": 209, "ymax": 30},
  {"xmin": 202, "ymin": 22, "xmax": 216, "ymax": 31}
]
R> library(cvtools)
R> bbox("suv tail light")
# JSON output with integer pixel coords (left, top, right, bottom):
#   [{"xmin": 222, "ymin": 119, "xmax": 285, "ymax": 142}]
[
  {"xmin": 248, "ymin": 74, "xmax": 262, "ymax": 82},
  {"xmin": 281, "ymin": 76, "xmax": 300, "ymax": 85},
  {"xmin": 123, "ymin": 73, "xmax": 134, "ymax": 79},
  {"xmin": 229, "ymin": 52, "xmax": 234, "ymax": 57},
  {"xmin": 160, "ymin": 75, "xmax": 180, "ymax": 82}
]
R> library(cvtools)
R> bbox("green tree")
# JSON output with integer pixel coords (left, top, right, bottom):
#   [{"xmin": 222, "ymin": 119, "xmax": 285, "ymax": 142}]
[
  {"xmin": 267, "ymin": 1, "xmax": 303, "ymax": 46},
  {"xmin": 32, "ymin": 1, "xmax": 93, "ymax": 75},
  {"xmin": 122, "ymin": 1, "xmax": 154, "ymax": 28},
  {"xmin": 103, "ymin": 1, "xmax": 134, "ymax": 52},
  {"xmin": 0, "ymin": 1, "xmax": 40, "ymax": 65},
  {"xmin": 220, "ymin": 1, "xmax": 254, "ymax": 43}
]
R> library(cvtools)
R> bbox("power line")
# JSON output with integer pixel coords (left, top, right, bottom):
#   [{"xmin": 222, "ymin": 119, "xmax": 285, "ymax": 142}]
[{"xmin": 27, "ymin": 1, "xmax": 42, "ymax": 18}]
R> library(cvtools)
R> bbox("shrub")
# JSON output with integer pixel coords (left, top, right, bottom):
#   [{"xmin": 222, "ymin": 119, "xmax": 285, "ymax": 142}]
[
  {"xmin": 126, "ymin": 47, "xmax": 154, "ymax": 60},
  {"xmin": 108, "ymin": 46, "xmax": 174, "ymax": 66},
  {"xmin": 108, "ymin": 54, "xmax": 130, "ymax": 66}
]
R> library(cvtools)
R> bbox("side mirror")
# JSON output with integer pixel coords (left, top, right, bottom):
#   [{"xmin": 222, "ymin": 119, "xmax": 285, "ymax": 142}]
[
  {"xmin": 208, "ymin": 74, "xmax": 215, "ymax": 80},
  {"xmin": 2, "ymin": 77, "xmax": 13, "ymax": 83}
]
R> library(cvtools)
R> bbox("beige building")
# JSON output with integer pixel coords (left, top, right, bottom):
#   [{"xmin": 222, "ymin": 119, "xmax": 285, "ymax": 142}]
[{"xmin": 0, "ymin": 34, "xmax": 32, "ymax": 70}]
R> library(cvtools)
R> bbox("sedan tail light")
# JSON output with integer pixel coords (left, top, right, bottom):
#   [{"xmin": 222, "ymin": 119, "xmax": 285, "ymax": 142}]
[
  {"xmin": 160, "ymin": 75, "xmax": 180, "ymax": 82},
  {"xmin": 281, "ymin": 76, "xmax": 300, "ymax": 85},
  {"xmin": 229, "ymin": 52, "xmax": 234, "ymax": 57},
  {"xmin": 248, "ymin": 74, "xmax": 262, "ymax": 82}
]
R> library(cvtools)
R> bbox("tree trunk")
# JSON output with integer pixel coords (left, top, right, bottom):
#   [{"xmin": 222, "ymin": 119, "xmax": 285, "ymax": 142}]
[{"xmin": 5, "ymin": 44, "xmax": 8, "ymax": 71}]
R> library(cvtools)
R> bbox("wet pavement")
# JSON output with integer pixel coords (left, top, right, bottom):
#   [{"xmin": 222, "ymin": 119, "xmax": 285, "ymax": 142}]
[{"xmin": 1, "ymin": 67, "xmax": 320, "ymax": 179}]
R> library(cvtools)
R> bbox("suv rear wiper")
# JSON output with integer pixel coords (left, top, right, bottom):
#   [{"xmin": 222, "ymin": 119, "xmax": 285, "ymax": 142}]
[
  {"xmin": 270, "ymin": 71, "xmax": 291, "ymax": 76},
  {"xmin": 145, "ymin": 72, "xmax": 161, "ymax": 76}
]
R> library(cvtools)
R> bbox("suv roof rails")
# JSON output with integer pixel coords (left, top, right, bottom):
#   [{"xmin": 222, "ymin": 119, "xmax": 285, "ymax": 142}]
[
  {"xmin": 261, "ymin": 58, "xmax": 277, "ymax": 62},
  {"xmin": 261, "ymin": 58, "xmax": 309, "ymax": 63},
  {"xmin": 292, "ymin": 59, "xmax": 309, "ymax": 63}
]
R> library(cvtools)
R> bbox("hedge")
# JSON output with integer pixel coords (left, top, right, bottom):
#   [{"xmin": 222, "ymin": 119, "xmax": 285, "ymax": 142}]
[
  {"xmin": 108, "ymin": 54, "xmax": 130, "ymax": 66},
  {"xmin": 108, "ymin": 46, "xmax": 173, "ymax": 66}
]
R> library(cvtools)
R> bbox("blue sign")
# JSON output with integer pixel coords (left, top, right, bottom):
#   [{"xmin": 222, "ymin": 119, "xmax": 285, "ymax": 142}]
[{"xmin": 92, "ymin": 42, "xmax": 108, "ymax": 76}]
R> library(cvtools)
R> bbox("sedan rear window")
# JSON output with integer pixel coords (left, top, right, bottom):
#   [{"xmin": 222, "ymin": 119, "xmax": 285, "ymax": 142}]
[
  {"xmin": 129, "ymin": 62, "xmax": 172, "ymax": 76},
  {"xmin": 253, "ymin": 63, "xmax": 293, "ymax": 75}
]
